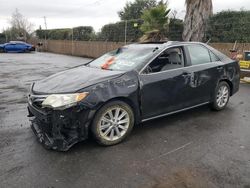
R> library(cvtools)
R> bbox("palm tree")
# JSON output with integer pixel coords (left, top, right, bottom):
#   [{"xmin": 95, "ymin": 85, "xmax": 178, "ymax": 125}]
[
  {"xmin": 183, "ymin": 0, "xmax": 213, "ymax": 42},
  {"xmin": 140, "ymin": 2, "xmax": 170, "ymax": 42}
]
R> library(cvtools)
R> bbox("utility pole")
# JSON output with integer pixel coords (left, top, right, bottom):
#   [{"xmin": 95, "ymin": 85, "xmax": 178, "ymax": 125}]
[
  {"xmin": 44, "ymin": 16, "xmax": 47, "ymax": 51},
  {"xmin": 124, "ymin": 20, "xmax": 127, "ymax": 45}
]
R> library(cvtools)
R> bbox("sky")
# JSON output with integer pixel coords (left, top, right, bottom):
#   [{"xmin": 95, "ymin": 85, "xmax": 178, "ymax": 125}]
[{"xmin": 0, "ymin": 0, "xmax": 249, "ymax": 32}]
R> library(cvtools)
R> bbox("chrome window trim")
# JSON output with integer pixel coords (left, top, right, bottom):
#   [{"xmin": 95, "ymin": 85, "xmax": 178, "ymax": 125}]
[
  {"xmin": 28, "ymin": 94, "xmax": 48, "ymax": 104},
  {"xmin": 139, "ymin": 61, "xmax": 221, "ymax": 76},
  {"xmin": 139, "ymin": 43, "xmax": 222, "ymax": 76},
  {"xmin": 29, "ymin": 94, "xmax": 48, "ymax": 99},
  {"xmin": 141, "ymin": 102, "xmax": 210, "ymax": 122}
]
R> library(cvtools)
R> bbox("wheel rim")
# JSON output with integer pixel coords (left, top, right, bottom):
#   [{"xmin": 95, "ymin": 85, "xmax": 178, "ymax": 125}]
[
  {"xmin": 98, "ymin": 107, "xmax": 130, "ymax": 141},
  {"xmin": 216, "ymin": 85, "xmax": 229, "ymax": 108}
]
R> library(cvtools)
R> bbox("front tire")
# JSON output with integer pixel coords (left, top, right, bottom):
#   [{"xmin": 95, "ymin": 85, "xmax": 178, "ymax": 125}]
[
  {"xmin": 91, "ymin": 100, "xmax": 134, "ymax": 146},
  {"xmin": 211, "ymin": 81, "xmax": 230, "ymax": 111}
]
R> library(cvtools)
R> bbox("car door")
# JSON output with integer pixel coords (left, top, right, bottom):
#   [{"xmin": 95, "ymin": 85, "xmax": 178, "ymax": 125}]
[
  {"xmin": 20, "ymin": 43, "xmax": 29, "ymax": 51},
  {"xmin": 182, "ymin": 44, "xmax": 224, "ymax": 105},
  {"xmin": 15, "ymin": 43, "xmax": 23, "ymax": 51},
  {"xmin": 5, "ymin": 43, "xmax": 16, "ymax": 51},
  {"xmin": 139, "ymin": 46, "xmax": 194, "ymax": 120}
]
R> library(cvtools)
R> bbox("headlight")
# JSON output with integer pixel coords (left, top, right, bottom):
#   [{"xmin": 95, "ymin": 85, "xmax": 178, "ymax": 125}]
[{"xmin": 42, "ymin": 92, "xmax": 89, "ymax": 110}]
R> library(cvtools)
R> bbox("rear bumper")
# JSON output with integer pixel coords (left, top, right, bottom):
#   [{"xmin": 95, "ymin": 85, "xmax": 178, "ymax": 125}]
[{"xmin": 28, "ymin": 100, "xmax": 91, "ymax": 151}]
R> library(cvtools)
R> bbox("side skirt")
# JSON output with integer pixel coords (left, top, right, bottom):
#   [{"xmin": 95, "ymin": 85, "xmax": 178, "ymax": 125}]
[{"xmin": 141, "ymin": 102, "xmax": 210, "ymax": 123}]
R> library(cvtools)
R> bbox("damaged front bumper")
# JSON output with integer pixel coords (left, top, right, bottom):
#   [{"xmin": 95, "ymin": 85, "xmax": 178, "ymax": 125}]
[{"xmin": 28, "ymin": 98, "xmax": 91, "ymax": 151}]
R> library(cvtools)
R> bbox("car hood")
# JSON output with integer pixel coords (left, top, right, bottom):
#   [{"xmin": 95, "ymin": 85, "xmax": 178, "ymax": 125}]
[{"xmin": 32, "ymin": 66, "xmax": 125, "ymax": 94}]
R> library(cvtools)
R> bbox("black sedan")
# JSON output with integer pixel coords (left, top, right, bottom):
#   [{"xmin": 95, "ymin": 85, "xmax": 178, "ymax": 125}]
[{"xmin": 28, "ymin": 42, "xmax": 240, "ymax": 151}]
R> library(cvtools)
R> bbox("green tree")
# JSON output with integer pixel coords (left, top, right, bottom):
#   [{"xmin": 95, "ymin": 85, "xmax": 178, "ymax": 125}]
[
  {"xmin": 139, "ymin": 2, "xmax": 170, "ymax": 42},
  {"xmin": 206, "ymin": 10, "xmax": 250, "ymax": 42},
  {"xmin": 0, "ymin": 32, "xmax": 6, "ymax": 43},
  {"xmin": 168, "ymin": 18, "xmax": 184, "ymax": 41},
  {"xmin": 36, "ymin": 26, "xmax": 95, "ymax": 41},
  {"xmin": 140, "ymin": 2, "xmax": 170, "ymax": 34},
  {"xmin": 72, "ymin": 26, "xmax": 95, "ymax": 41},
  {"xmin": 98, "ymin": 20, "xmax": 143, "ymax": 42},
  {"xmin": 118, "ymin": 0, "xmax": 157, "ymax": 20}
]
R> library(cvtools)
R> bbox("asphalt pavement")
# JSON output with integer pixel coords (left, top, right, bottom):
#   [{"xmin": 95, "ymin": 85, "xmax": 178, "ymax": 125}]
[{"xmin": 0, "ymin": 52, "xmax": 250, "ymax": 188}]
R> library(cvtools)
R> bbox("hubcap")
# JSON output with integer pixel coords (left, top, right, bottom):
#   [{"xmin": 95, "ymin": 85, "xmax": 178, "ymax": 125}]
[
  {"xmin": 216, "ymin": 85, "xmax": 229, "ymax": 108},
  {"xmin": 99, "ymin": 107, "xmax": 130, "ymax": 141}
]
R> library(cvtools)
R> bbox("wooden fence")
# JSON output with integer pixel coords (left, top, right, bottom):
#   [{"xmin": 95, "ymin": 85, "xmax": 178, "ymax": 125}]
[
  {"xmin": 30, "ymin": 39, "xmax": 250, "ymax": 58},
  {"xmin": 210, "ymin": 43, "xmax": 250, "ymax": 57},
  {"xmin": 33, "ymin": 40, "xmax": 124, "ymax": 58}
]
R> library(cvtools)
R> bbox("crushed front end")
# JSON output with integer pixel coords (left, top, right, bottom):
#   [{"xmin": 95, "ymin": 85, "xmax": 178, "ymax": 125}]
[{"xmin": 28, "ymin": 93, "xmax": 91, "ymax": 151}]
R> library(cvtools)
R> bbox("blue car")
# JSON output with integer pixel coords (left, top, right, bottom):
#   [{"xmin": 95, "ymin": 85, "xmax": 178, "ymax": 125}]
[{"xmin": 0, "ymin": 41, "xmax": 35, "ymax": 53}]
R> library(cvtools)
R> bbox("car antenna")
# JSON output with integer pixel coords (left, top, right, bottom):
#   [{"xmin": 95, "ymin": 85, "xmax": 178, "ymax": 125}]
[{"xmin": 206, "ymin": 38, "xmax": 211, "ymax": 44}]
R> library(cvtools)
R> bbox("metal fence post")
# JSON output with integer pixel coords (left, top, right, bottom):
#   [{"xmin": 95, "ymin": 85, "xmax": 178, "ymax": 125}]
[
  {"xmin": 125, "ymin": 20, "xmax": 127, "ymax": 45},
  {"xmin": 72, "ymin": 28, "xmax": 74, "ymax": 55}
]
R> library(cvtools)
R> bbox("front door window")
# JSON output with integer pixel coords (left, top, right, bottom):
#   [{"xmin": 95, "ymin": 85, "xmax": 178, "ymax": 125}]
[{"xmin": 142, "ymin": 47, "xmax": 184, "ymax": 74}]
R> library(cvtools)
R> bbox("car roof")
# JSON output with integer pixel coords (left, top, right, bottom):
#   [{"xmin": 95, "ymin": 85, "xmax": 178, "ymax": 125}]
[
  {"xmin": 125, "ymin": 41, "xmax": 231, "ymax": 62},
  {"xmin": 125, "ymin": 41, "xmax": 208, "ymax": 49},
  {"xmin": 9, "ymin": 41, "xmax": 26, "ymax": 44}
]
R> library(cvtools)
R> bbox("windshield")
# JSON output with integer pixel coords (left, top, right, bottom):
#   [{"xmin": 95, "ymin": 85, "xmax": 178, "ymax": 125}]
[{"xmin": 88, "ymin": 46, "xmax": 160, "ymax": 71}]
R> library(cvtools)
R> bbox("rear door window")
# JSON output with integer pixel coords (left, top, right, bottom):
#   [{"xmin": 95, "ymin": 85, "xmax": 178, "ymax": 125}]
[
  {"xmin": 209, "ymin": 51, "xmax": 220, "ymax": 62},
  {"xmin": 187, "ymin": 45, "xmax": 211, "ymax": 65}
]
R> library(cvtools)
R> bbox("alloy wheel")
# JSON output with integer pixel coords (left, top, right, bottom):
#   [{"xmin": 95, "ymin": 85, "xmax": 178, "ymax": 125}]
[
  {"xmin": 216, "ymin": 85, "xmax": 229, "ymax": 108},
  {"xmin": 98, "ymin": 107, "xmax": 130, "ymax": 141}
]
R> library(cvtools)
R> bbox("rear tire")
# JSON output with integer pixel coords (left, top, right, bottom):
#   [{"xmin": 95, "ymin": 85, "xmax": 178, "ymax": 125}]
[
  {"xmin": 91, "ymin": 100, "xmax": 134, "ymax": 146},
  {"xmin": 210, "ymin": 81, "xmax": 230, "ymax": 111}
]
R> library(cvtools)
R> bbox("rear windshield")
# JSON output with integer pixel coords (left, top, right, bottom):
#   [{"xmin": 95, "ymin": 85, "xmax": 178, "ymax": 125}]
[{"xmin": 88, "ymin": 46, "xmax": 160, "ymax": 71}]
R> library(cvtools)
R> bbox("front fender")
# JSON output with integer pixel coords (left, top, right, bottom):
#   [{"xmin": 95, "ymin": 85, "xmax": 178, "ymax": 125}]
[{"xmin": 78, "ymin": 71, "xmax": 141, "ymax": 123}]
